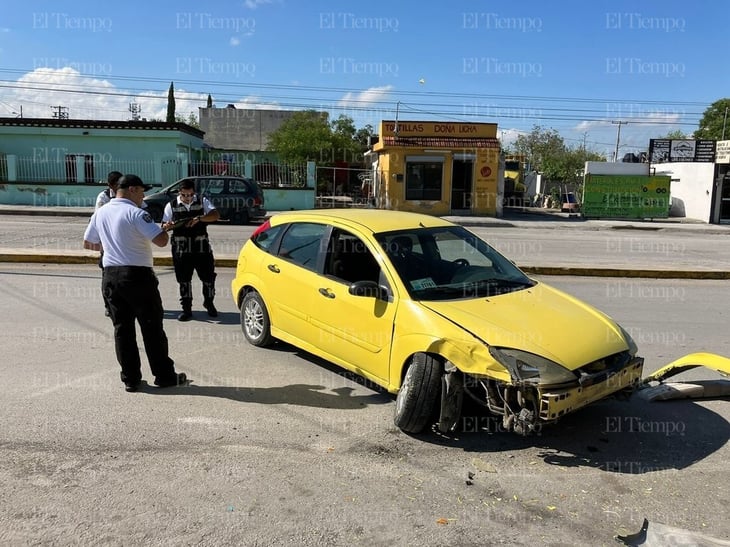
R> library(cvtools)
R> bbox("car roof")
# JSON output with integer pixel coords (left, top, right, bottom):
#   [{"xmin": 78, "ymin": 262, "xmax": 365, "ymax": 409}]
[{"xmin": 267, "ymin": 209, "xmax": 456, "ymax": 233}]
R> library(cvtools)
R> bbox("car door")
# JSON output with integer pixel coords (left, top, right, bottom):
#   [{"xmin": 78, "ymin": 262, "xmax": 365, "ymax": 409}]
[
  {"xmin": 265, "ymin": 221, "xmax": 329, "ymax": 344},
  {"xmin": 309, "ymin": 228, "xmax": 397, "ymax": 383},
  {"xmin": 199, "ymin": 178, "xmax": 227, "ymax": 218}
]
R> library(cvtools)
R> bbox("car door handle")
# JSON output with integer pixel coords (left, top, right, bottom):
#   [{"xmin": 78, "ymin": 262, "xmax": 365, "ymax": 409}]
[
  {"xmin": 267, "ymin": 264, "xmax": 280, "ymax": 273},
  {"xmin": 318, "ymin": 288, "xmax": 335, "ymax": 299}
]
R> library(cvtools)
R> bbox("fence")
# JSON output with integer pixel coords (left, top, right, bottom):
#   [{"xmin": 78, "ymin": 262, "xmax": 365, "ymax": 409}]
[{"xmin": 0, "ymin": 154, "xmax": 310, "ymax": 188}]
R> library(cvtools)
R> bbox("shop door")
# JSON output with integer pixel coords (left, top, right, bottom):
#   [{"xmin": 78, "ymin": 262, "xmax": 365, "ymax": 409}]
[
  {"xmin": 451, "ymin": 159, "xmax": 473, "ymax": 212},
  {"xmin": 719, "ymin": 168, "xmax": 730, "ymax": 224}
]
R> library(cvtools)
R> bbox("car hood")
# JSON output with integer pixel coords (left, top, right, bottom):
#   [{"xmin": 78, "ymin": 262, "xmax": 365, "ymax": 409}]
[{"xmin": 420, "ymin": 281, "xmax": 630, "ymax": 370}]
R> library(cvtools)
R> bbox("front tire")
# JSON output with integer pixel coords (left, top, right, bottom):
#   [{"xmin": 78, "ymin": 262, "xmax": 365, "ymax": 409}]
[
  {"xmin": 394, "ymin": 353, "xmax": 442, "ymax": 434},
  {"xmin": 240, "ymin": 291, "xmax": 273, "ymax": 347}
]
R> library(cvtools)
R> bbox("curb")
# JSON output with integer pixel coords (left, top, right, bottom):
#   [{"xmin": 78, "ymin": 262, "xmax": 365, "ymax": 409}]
[{"xmin": 2, "ymin": 252, "xmax": 728, "ymax": 279}]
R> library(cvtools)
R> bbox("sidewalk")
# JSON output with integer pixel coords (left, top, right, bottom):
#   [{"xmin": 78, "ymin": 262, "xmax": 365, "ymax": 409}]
[
  {"xmin": 1, "ymin": 205, "xmax": 729, "ymax": 278},
  {"xmin": 1, "ymin": 203, "xmax": 728, "ymax": 233}
]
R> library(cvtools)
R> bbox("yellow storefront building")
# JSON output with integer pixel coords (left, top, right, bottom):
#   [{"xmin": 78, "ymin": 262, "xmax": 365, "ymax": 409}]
[{"xmin": 369, "ymin": 120, "xmax": 501, "ymax": 216}]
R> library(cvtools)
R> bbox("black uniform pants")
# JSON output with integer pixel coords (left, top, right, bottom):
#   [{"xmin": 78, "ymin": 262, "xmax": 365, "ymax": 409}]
[
  {"xmin": 172, "ymin": 237, "xmax": 216, "ymax": 306},
  {"xmin": 102, "ymin": 266, "xmax": 176, "ymax": 385},
  {"xmin": 172, "ymin": 251, "xmax": 215, "ymax": 285}
]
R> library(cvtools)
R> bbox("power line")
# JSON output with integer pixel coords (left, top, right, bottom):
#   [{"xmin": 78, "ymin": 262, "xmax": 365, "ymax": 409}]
[{"xmin": 0, "ymin": 80, "xmax": 702, "ymax": 127}]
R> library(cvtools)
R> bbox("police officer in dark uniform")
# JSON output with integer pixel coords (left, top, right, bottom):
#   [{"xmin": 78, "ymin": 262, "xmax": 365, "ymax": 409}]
[
  {"xmin": 83, "ymin": 174, "xmax": 187, "ymax": 392},
  {"xmin": 161, "ymin": 179, "xmax": 221, "ymax": 321}
]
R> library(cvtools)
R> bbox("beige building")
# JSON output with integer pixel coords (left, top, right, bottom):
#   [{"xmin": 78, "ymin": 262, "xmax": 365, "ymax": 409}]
[
  {"xmin": 369, "ymin": 120, "xmax": 501, "ymax": 216},
  {"xmin": 198, "ymin": 106, "xmax": 298, "ymax": 151}
]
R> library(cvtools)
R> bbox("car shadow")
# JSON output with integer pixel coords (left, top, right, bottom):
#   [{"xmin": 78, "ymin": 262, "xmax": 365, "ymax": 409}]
[
  {"xmin": 163, "ymin": 310, "xmax": 239, "ymax": 325},
  {"xmin": 142, "ymin": 380, "xmax": 390, "ymax": 410},
  {"xmin": 415, "ymin": 395, "xmax": 729, "ymax": 474}
]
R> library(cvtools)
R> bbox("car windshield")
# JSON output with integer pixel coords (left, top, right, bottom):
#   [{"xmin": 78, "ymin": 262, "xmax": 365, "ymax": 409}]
[{"xmin": 376, "ymin": 226, "xmax": 535, "ymax": 301}]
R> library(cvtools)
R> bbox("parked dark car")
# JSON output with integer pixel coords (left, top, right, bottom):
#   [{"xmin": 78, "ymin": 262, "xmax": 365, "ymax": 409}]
[{"xmin": 143, "ymin": 176, "xmax": 267, "ymax": 224}]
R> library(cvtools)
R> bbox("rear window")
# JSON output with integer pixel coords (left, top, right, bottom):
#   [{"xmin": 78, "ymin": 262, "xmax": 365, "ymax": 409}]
[{"xmin": 230, "ymin": 179, "xmax": 253, "ymax": 194}]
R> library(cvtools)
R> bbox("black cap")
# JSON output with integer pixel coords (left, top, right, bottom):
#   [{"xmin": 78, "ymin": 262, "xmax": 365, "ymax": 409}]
[{"xmin": 118, "ymin": 174, "xmax": 153, "ymax": 191}]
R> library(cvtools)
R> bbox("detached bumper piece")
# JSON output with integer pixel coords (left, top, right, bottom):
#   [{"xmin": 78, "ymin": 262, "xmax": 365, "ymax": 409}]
[{"xmin": 539, "ymin": 357, "xmax": 644, "ymax": 422}]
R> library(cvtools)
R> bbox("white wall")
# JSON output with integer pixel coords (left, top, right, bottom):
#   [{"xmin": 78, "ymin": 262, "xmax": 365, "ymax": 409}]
[
  {"xmin": 652, "ymin": 163, "xmax": 716, "ymax": 222},
  {"xmin": 585, "ymin": 161, "xmax": 650, "ymax": 175}
]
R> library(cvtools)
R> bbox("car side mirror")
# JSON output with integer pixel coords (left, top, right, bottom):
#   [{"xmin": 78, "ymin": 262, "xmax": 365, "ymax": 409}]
[{"xmin": 349, "ymin": 280, "xmax": 388, "ymax": 300}]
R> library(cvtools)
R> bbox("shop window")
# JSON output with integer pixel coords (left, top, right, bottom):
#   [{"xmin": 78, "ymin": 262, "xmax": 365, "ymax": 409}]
[{"xmin": 405, "ymin": 160, "xmax": 443, "ymax": 201}]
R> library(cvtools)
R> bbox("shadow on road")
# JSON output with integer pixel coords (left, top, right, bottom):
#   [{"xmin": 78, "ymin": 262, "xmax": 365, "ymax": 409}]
[
  {"xmin": 415, "ymin": 395, "xmax": 729, "ymax": 475},
  {"xmin": 145, "ymin": 381, "xmax": 391, "ymax": 410}
]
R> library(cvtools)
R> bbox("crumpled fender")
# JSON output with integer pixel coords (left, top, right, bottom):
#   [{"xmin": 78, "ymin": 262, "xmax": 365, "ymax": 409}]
[{"xmin": 642, "ymin": 352, "xmax": 730, "ymax": 384}]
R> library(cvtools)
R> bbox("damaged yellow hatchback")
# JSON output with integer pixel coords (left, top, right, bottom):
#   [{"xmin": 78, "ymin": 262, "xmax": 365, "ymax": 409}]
[{"xmin": 232, "ymin": 210, "xmax": 644, "ymax": 435}]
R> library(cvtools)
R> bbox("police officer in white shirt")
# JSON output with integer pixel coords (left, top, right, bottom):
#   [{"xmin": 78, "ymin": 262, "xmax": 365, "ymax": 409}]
[
  {"xmin": 161, "ymin": 179, "xmax": 221, "ymax": 321},
  {"xmin": 94, "ymin": 171, "xmax": 123, "ymax": 316},
  {"xmin": 83, "ymin": 174, "xmax": 187, "ymax": 392},
  {"xmin": 95, "ymin": 171, "xmax": 122, "ymax": 210}
]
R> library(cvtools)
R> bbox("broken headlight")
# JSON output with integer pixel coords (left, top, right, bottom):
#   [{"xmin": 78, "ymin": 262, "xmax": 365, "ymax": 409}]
[{"xmin": 489, "ymin": 347, "xmax": 577, "ymax": 386}]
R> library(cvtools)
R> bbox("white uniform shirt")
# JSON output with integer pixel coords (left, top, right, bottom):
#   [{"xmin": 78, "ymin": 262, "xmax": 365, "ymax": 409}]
[
  {"xmin": 95, "ymin": 188, "xmax": 115, "ymax": 210},
  {"xmin": 84, "ymin": 198, "xmax": 163, "ymax": 268},
  {"xmin": 161, "ymin": 195, "xmax": 216, "ymax": 222}
]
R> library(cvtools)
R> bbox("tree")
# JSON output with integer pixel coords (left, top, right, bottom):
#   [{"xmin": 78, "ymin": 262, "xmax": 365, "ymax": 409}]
[
  {"xmin": 354, "ymin": 124, "xmax": 376, "ymax": 149},
  {"xmin": 267, "ymin": 110, "xmax": 332, "ymax": 164},
  {"xmin": 657, "ymin": 129, "xmax": 688, "ymax": 140},
  {"xmin": 513, "ymin": 125, "xmax": 567, "ymax": 181},
  {"xmin": 206, "ymin": 94, "xmax": 213, "ymax": 108},
  {"xmin": 166, "ymin": 82, "xmax": 176, "ymax": 123},
  {"xmin": 694, "ymin": 98, "xmax": 730, "ymax": 140},
  {"xmin": 556, "ymin": 147, "xmax": 605, "ymax": 184},
  {"xmin": 329, "ymin": 115, "xmax": 362, "ymax": 163},
  {"xmin": 175, "ymin": 112, "xmax": 199, "ymax": 129}
]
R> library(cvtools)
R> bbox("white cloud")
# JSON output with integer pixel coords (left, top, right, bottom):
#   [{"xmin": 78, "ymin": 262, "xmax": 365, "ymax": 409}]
[
  {"xmin": 243, "ymin": 0, "xmax": 276, "ymax": 9},
  {"xmin": 0, "ymin": 68, "xmax": 209, "ymax": 121},
  {"xmin": 227, "ymin": 96, "xmax": 282, "ymax": 110},
  {"xmin": 497, "ymin": 128, "xmax": 524, "ymax": 149},
  {"xmin": 230, "ymin": 37, "xmax": 241, "ymax": 46},
  {"xmin": 336, "ymin": 86, "xmax": 394, "ymax": 127}
]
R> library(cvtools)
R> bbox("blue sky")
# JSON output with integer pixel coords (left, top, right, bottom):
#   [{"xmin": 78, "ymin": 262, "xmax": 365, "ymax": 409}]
[{"xmin": 1, "ymin": 0, "xmax": 727, "ymax": 158}]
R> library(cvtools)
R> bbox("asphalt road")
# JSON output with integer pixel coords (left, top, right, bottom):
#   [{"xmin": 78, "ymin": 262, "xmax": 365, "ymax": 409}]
[
  {"xmin": 2, "ymin": 213, "xmax": 730, "ymax": 277},
  {"xmin": 1, "ymin": 264, "xmax": 728, "ymax": 546}
]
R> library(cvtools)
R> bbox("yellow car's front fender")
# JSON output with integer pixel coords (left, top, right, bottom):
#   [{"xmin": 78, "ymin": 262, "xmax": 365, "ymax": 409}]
[
  {"xmin": 387, "ymin": 301, "xmax": 511, "ymax": 391},
  {"xmin": 642, "ymin": 352, "xmax": 730, "ymax": 383}
]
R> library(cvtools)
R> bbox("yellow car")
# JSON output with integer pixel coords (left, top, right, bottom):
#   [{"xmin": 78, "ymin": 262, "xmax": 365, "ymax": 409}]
[{"xmin": 232, "ymin": 210, "xmax": 644, "ymax": 435}]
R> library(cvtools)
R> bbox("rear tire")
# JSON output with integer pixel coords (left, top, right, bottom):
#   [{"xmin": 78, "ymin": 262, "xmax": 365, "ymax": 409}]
[
  {"xmin": 240, "ymin": 291, "xmax": 273, "ymax": 347},
  {"xmin": 394, "ymin": 353, "xmax": 442, "ymax": 434},
  {"xmin": 233, "ymin": 210, "xmax": 250, "ymax": 225}
]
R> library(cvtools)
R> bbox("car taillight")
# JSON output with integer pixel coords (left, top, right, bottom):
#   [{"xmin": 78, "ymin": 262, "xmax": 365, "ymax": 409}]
[
  {"xmin": 253, "ymin": 196, "xmax": 262, "ymax": 206},
  {"xmin": 251, "ymin": 219, "xmax": 270, "ymax": 239}
]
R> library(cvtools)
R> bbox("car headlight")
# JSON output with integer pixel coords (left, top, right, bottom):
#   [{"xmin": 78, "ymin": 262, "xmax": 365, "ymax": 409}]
[
  {"xmin": 619, "ymin": 326, "xmax": 638, "ymax": 355},
  {"xmin": 489, "ymin": 347, "xmax": 577, "ymax": 386}
]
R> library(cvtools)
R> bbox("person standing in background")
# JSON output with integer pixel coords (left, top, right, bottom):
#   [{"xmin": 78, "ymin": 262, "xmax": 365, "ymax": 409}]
[
  {"xmin": 95, "ymin": 171, "xmax": 123, "ymax": 316},
  {"xmin": 161, "ymin": 180, "xmax": 220, "ymax": 321}
]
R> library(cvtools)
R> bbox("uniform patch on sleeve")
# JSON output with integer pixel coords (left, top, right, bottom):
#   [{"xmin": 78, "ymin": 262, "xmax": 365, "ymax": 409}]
[{"xmin": 142, "ymin": 212, "xmax": 154, "ymax": 223}]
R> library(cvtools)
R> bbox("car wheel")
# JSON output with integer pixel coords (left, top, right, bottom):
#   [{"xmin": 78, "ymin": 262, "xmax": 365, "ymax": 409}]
[
  {"xmin": 240, "ymin": 291, "xmax": 273, "ymax": 347},
  {"xmin": 394, "ymin": 353, "xmax": 442, "ymax": 434},
  {"xmin": 233, "ymin": 210, "xmax": 250, "ymax": 225}
]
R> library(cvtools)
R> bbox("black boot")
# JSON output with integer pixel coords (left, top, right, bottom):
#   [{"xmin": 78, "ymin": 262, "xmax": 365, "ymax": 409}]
[
  {"xmin": 203, "ymin": 278, "xmax": 218, "ymax": 317},
  {"xmin": 179, "ymin": 282, "xmax": 193, "ymax": 321}
]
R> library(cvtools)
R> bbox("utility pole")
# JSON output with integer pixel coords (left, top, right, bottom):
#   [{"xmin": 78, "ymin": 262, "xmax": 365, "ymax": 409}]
[
  {"xmin": 51, "ymin": 105, "xmax": 69, "ymax": 119},
  {"xmin": 612, "ymin": 121, "xmax": 627, "ymax": 162},
  {"xmin": 128, "ymin": 102, "xmax": 141, "ymax": 121},
  {"xmin": 722, "ymin": 107, "xmax": 728, "ymax": 140}
]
